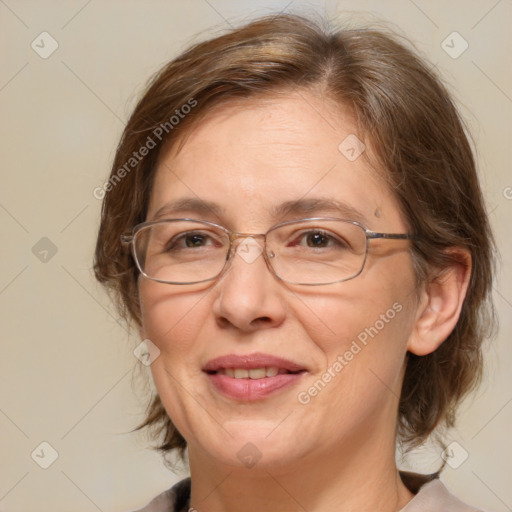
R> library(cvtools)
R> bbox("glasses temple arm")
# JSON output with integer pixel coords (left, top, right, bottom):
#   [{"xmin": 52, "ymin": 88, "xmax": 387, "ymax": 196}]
[{"xmin": 367, "ymin": 233, "xmax": 418, "ymax": 240}]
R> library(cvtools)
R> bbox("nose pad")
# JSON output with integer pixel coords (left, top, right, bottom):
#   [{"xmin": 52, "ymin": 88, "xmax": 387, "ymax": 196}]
[{"xmin": 234, "ymin": 236, "xmax": 264, "ymax": 265}]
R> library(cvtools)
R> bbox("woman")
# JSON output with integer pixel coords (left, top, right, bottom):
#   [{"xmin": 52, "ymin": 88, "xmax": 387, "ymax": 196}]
[{"xmin": 94, "ymin": 13, "xmax": 495, "ymax": 512}]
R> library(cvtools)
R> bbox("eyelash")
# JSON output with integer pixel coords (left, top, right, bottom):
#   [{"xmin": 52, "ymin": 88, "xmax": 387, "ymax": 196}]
[{"xmin": 166, "ymin": 229, "xmax": 349, "ymax": 251}]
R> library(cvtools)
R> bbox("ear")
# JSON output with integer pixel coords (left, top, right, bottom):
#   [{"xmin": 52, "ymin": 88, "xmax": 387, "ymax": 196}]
[{"xmin": 407, "ymin": 248, "xmax": 472, "ymax": 356}]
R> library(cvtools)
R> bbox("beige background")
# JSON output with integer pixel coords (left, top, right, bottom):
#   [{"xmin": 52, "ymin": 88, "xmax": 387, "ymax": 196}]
[{"xmin": 0, "ymin": 1, "xmax": 511, "ymax": 511}]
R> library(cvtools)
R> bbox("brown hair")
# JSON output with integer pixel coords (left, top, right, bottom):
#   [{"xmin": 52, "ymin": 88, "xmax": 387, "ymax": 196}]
[{"xmin": 94, "ymin": 14, "xmax": 496, "ymax": 462}]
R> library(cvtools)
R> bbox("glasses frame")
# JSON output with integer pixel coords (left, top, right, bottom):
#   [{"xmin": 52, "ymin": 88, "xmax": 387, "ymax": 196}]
[{"xmin": 121, "ymin": 217, "xmax": 417, "ymax": 286}]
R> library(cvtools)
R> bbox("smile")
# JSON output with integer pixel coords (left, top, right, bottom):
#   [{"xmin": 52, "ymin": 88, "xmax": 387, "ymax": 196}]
[{"xmin": 209, "ymin": 367, "xmax": 301, "ymax": 379}]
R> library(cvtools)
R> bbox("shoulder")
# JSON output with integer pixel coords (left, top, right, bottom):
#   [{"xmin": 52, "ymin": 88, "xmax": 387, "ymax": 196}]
[
  {"xmin": 400, "ymin": 472, "xmax": 486, "ymax": 512},
  {"xmin": 130, "ymin": 477, "xmax": 191, "ymax": 512}
]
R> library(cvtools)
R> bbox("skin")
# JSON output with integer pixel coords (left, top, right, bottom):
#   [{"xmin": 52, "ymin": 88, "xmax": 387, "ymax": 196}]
[{"xmin": 138, "ymin": 90, "xmax": 471, "ymax": 512}]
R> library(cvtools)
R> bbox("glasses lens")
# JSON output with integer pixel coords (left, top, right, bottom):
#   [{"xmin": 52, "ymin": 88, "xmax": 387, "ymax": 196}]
[
  {"xmin": 267, "ymin": 219, "xmax": 367, "ymax": 284},
  {"xmin": 131, "ymin": 218, "xmax": 367, "ymax": 285},
  {"xmin": 133, "ymin": 220, "xmax": 229, "ymax": 283}
]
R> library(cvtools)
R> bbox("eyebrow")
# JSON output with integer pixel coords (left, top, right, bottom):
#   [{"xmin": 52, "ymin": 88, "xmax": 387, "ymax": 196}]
[{"xmin": 151, "ymin": 197, "xmax": 368, "ymax": 224}]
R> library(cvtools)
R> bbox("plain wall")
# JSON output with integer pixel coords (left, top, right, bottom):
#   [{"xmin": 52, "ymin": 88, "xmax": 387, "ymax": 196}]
[{"xmin": 1, "ymin": 1, "xmax": 511, "ymax": 510}]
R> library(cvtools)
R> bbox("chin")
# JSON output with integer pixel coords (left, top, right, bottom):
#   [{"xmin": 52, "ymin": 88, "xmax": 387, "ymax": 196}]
[{"xmin": 191, "ymin": 422, "xmax": 305, "ymax": 471}]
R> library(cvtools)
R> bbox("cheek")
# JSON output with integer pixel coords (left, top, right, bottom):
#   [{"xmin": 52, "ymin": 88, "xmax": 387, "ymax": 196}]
[
  {"xmin": 139, "ymin": 282, "xmax": 215, "ymax": 435},
  {"xmin": 296, "ymin": 292, "xmax": 411, "ymax": 429},
  {"xmin": 295, "ymin": 276, "xmax": 410, "ymax": 353},
  {"xmin": 138, "ymin": 280, "xmax": 212, "ymax": 352},
  {"xmin": 292, "ymin": 262, "xmax": 415, "ymax": 394}
]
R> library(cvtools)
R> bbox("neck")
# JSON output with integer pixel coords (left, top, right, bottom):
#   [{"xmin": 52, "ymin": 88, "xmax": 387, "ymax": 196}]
[{"xmin": 188, "ymin": 430, "xmax": 414, "ymax": 512}]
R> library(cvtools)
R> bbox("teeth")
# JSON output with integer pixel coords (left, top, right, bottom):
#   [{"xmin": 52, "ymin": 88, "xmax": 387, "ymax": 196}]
[
  {"xmin": 218, "ymin": 367, "xmax": 283, "ymax": 379},
  {"xmin": 266, "ymin": 366, "xmax": 279, "ymax": 377},
  {"xmin": 248, "ymin": 368, "xmax": 266, "ymax": 379}
]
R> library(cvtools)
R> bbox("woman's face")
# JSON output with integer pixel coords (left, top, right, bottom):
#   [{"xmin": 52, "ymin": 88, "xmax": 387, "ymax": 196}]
[{"xmin": 139, "ymin": 91, "xmax": 418, "ymax": 471}]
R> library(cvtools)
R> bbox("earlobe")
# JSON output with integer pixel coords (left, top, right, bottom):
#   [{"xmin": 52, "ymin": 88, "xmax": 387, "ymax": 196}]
[{"xmin": 407, "ymin": 249, "xmax": 472, "ymax": 356}]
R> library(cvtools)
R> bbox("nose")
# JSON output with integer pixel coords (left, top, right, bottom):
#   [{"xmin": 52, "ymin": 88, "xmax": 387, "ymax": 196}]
[{"xmin": 211, "ymin": 236, "xmax": 286, "ymax": 332}]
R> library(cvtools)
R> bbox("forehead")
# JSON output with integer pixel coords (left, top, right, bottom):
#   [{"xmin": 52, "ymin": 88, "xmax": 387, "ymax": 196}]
[{"xmin": 148, "ymin": 91, "xmax": 405, "ymax": 231}]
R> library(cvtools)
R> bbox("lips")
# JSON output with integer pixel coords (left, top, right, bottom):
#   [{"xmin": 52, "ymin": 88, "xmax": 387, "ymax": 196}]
[{"xmin": 203, "ymin": 353, "xmax": 307, "ymax": 401}]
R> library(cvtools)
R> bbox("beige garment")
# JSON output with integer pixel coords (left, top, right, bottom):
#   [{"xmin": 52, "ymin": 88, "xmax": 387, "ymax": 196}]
[
  {"xmin": 133, "ymin": 472, "xmax": 486, "ymax": 512},
  {"xmin": 399, "ymin": 475, "xmax": 484, "ymax": 512}
]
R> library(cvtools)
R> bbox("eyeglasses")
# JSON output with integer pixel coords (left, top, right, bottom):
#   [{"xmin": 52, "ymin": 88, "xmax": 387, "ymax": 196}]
[{"xmin": 121, "ymin": 217, "xmax": 416, "ymax": 286}]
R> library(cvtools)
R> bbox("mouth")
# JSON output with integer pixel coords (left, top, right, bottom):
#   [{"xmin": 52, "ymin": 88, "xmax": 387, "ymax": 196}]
[
  {"xmin": 202, "ymin": 352, "xmax": 307, "ymax": 375},
  {"xmin": 205, "ymin": 367, "xmax": 305, "ymax": 379},
  {"xmin": 202, "ymin": 353, "xmax": 307, "ymax": 401}
]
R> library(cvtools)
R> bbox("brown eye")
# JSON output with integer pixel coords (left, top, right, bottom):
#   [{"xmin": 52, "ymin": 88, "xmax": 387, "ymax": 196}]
[
  {"xmin": 287, "ymin": 230, "xmax": 350, "ymax": 250},
  {"xmin": 166, "ymin": 231, "xmax": 221, "ymax": 251}
]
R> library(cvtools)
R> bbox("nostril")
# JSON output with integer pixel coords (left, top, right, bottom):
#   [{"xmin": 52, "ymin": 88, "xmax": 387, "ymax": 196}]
[{"xmin": 251, "ymin": 316, "xmax": 272, "ymax": 326}]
